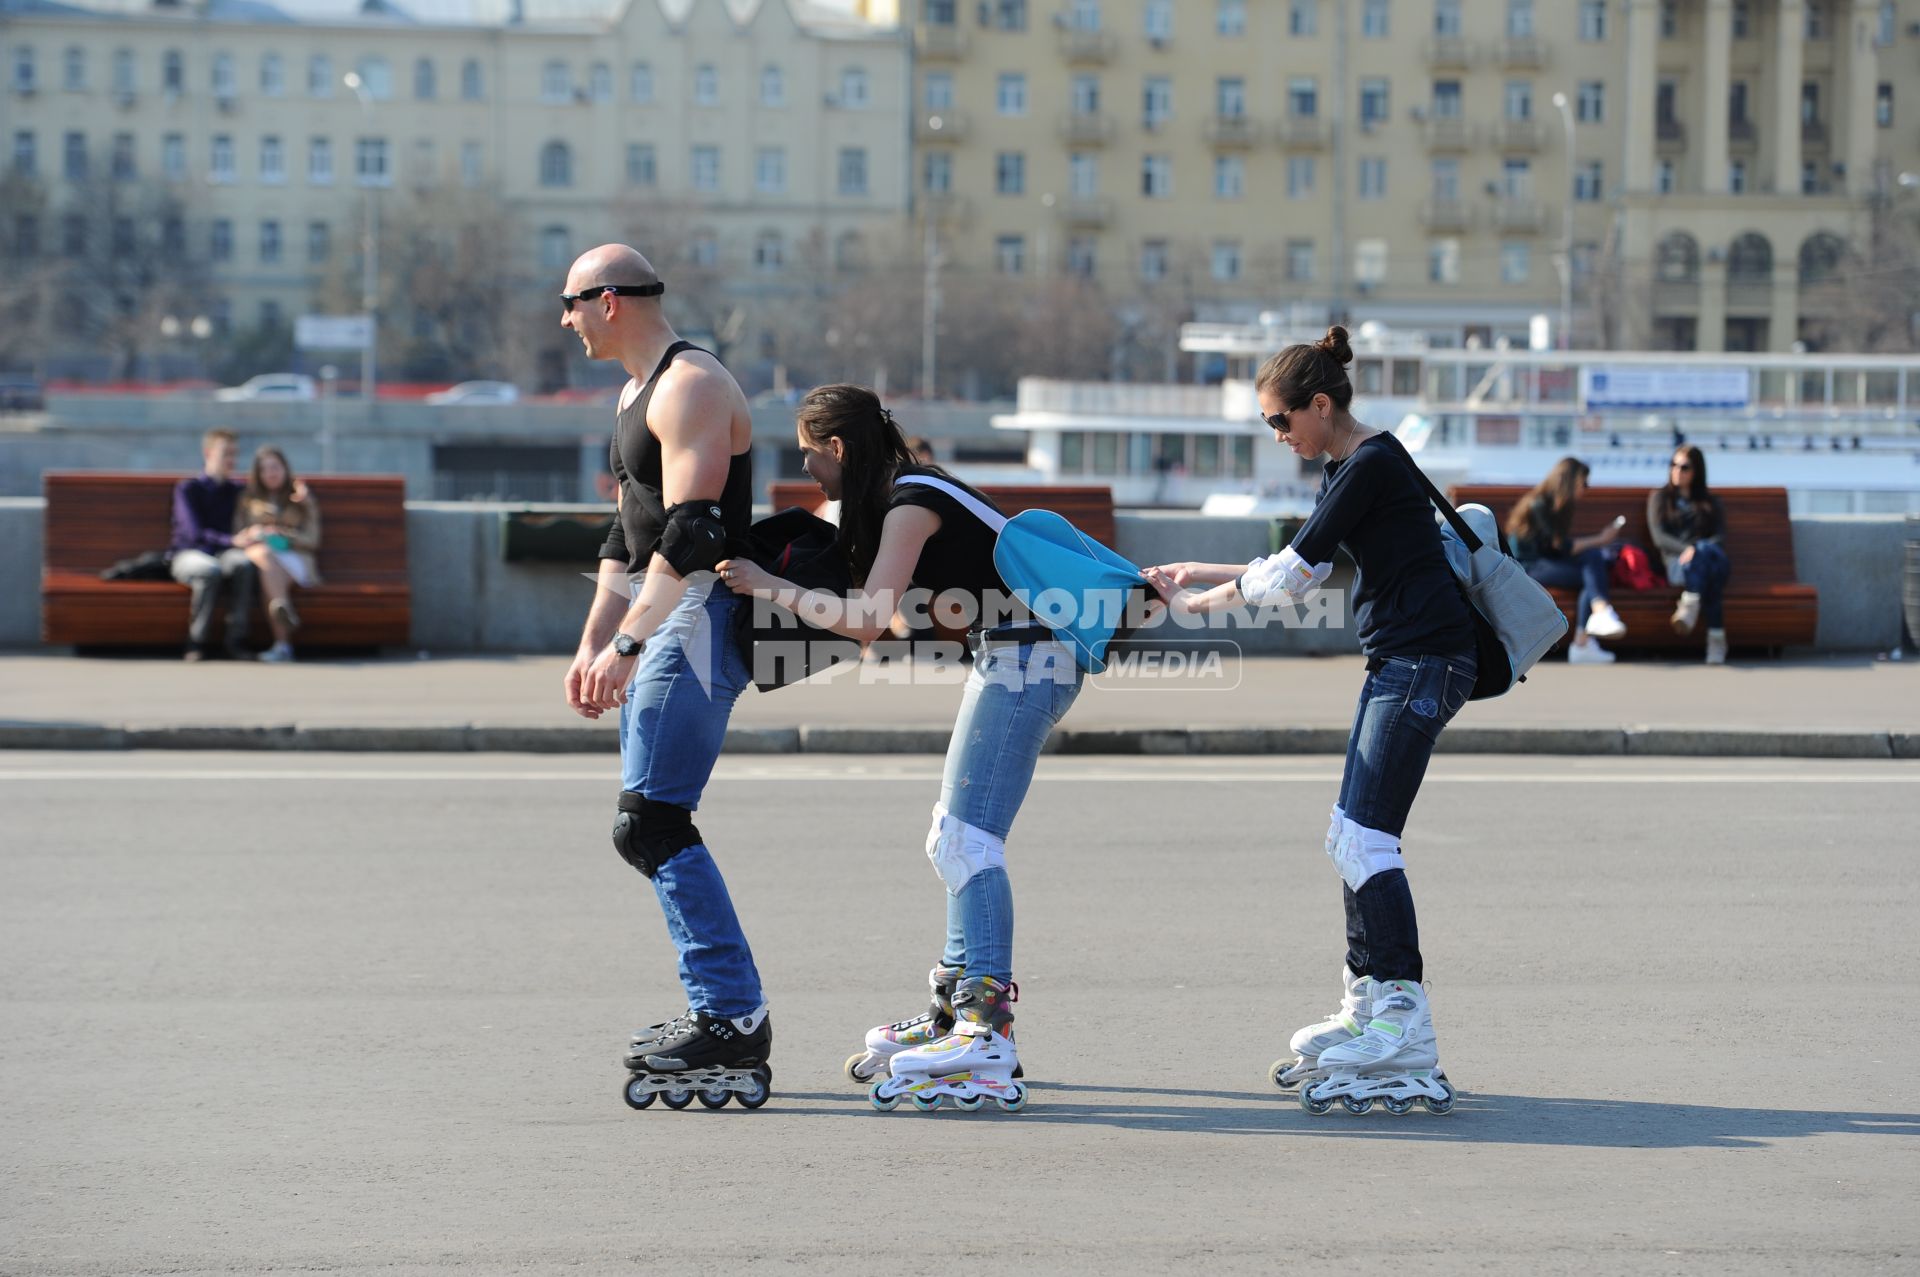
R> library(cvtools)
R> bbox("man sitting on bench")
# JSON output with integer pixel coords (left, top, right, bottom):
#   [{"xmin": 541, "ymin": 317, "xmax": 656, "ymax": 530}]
[{"xmin": 169, "ymin": 428, "xmax": 259, "ymax": 662}]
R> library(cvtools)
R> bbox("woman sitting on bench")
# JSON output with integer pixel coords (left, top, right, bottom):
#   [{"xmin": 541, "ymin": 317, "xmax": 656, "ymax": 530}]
[
  {"xmin": 234, "ymin": 446, "xmax": 323, "ymax": 664},
  {"xmin": 1505, "ymin": 457, "xmax": 1628, "ymax": 665},
  {"xmin": 1648, "ymin": 445, "xmax": 1731, "ymax": 665}
]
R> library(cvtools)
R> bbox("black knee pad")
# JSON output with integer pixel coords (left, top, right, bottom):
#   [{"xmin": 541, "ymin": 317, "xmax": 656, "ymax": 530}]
[{"xmin": 612, "ymin": 792, "xmax": 703, "ymax": 878}]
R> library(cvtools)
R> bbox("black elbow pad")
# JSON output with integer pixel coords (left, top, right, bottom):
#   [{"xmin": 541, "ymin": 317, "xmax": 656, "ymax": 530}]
[{"xmin": 659, "ymin": 501, "xmax": 729, "ymax": 576}]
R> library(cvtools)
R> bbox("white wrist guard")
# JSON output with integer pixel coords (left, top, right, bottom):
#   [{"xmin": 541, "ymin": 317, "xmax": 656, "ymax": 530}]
[{"xmin": 1240, "ymin": 546, "xmax": 1331, "ymax": 606}]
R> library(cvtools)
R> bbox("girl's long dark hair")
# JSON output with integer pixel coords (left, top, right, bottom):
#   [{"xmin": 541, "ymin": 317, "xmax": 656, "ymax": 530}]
[
  {"xmin": 797, "ymin": 384, "xmax": 946, "ymax": 582},
  {"xmin": 244, "ymin": 445, "xmax": 298, "ymax": 505},
  {"xmin": 1656, "ymin": 444, "xmax": 1714, "ymax": 531},
  {"xmin": 1504, "ymin": 456, "xmax": 1589, "ymax": 540}
]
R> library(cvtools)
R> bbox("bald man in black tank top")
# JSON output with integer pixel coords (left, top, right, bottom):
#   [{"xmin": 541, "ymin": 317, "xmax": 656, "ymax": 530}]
[{"xmin": 559, "ymin": 244, "xmax": 772, "ymax": 1107}]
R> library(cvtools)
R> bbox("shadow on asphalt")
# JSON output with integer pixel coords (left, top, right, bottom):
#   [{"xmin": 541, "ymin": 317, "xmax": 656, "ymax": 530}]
[{"xmin": 755, "ymin": 1088, "xmax": 1920, "ymax": 1147}]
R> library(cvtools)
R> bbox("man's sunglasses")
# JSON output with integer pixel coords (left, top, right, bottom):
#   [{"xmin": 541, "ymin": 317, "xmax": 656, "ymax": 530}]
[{"xmin": 559, "ymin": 282, "xmax": 666, "ymax": 313}]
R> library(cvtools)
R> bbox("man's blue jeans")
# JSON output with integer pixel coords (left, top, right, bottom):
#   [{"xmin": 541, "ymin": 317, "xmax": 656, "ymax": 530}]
[
  {"xmin": 618, "ymin": 580, "xmax": 762, "ymax": 1018},
  {"xmin": 936, "ymin": 637, "xmax": 1083, "ymax": 983}
]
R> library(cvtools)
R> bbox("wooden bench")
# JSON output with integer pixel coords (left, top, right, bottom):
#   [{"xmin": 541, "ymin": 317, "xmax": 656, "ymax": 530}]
[
  {"xmin": 43, "ymin": 472, "xmax": 411, "ymax": 651},
  {"xmin": 766, "ymin": 481, "xmax": 1117, "ymax": 546},
  {"xmin": 1449, "ymin": 484, "xmax": 1818, "ymax": 653}
]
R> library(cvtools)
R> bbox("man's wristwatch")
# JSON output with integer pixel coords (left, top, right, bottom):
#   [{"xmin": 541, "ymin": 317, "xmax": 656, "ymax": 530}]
[{"xmin": 612, "ymin": 632, "xmax": 641, "ymax": 658}]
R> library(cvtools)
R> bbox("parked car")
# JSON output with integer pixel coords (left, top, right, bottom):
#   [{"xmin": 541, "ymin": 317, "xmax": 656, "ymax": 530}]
[
  {"xmin": 213, "ymin": 373, "xmax": 317, "ymax": 402},
  {"xmin": 425, "ymin": 380, "xmax": 521, "ymax": 405},
  {"xmin": 0, "ymin": 371, "xmax": 46, "ymax": 411}
]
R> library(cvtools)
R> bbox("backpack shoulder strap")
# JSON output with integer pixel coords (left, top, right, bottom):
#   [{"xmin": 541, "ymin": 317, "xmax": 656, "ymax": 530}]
[
  {"xmin": 1377, "ymin": 432, "xmax": 1484, "ymax": 554},
  {"xmin": 893, "ymin": 473, "xmax": 1008, "ymax": 535}
]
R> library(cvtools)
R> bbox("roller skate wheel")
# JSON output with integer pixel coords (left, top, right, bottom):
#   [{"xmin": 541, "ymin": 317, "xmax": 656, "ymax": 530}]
[
  {"xmin": 952, "ymin": 1094, "xmax": 985, "ymax": 1112},
  {"xmin": 659, "ymin": 1088, "xmax": 694, "ymax": 1110},
  {"xmin": 737, "ymin": 1066, "xmax": 772, "ymax": 1110},
  {"xmin": 1341, "ymin": 1096, "xmax": 1373, "ymax": 1115},
  {"xmin": 1382, "ymin": 1096, "xmax": 1416, "ymax": 1116},
  {"xmin": 996, "ymin": 1083, "xmax": 1028, "ymax": 1113},
  {"xmin": 909, "ymin": 1092, "xmax": 941, "ymax": 1112},
  {"xmin": 623, "ymin": 1078, "xmax": 656, "ymax": 1110},
  {"xmin": 1423, "ymin": 1081, "xmax": 1457, "ymax": 1115},
  {"xmin": 844, "ymin": 1052, "xmax": 877, "ymax": 1084},
  {"xmin": 696, "ymin": 1086, "xmax": 730, "ymax": 1109},
  {"xmin": 1300, "ymin": 1087, "xmax": 1335, "ymax": 1116},
  {"xmin": 1269, "ymin": 1058, "xmax": 1300, "ymax": 1091},
  {"xmin": 867, "ymin": 1082, "xmax": 899, "ymax": 1112}
]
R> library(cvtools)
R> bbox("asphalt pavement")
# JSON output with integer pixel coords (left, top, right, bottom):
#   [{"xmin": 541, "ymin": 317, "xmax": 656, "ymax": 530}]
[{"xmin": 4, "ymin": 751, "xmax": 1917, "ymax": 1274}]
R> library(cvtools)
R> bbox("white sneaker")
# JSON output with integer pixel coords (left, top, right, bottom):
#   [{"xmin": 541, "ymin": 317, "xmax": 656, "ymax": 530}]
[
  {"xmin": 1705, "ymin": 628, "xmax": 1727, "ymax": 665},
  {"xmin": 260, "ymin": 641, "xmax": 294, "ymax": 664},
  {"xmin": 1586, "ymin": 602, "xmax": 1628, "ymax": 640},
  {"xmin": 1567, "ymin": 637, "xmax": 1616, "ymax": 664},
  {"xmin": 1670, "ymin": 591, "xmax": 1701, "ymax": 635}
]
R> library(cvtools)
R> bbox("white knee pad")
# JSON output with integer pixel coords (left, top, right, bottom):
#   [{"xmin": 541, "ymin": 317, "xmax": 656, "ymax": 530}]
[
  {"xmin": 1325, "ymin": 805, "xmax": 1345, "ymax": 857},
  {"xmin": 1327, "ymin": 818, "xmax": 1404, "ymax": 893},
  {"xmin": 1241, "ymin": 546, "xmax": 1333, "ymax": 607},
  {"xmin": 925, "ymin": 803, "xmax": 1007, "ymax": 894}
]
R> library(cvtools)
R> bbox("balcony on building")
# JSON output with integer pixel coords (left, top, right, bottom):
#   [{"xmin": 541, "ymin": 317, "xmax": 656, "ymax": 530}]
[
  {"xmin": 1656, "ymin": 116, "xmax": 1687, "ymax": 155},
  {"xmin": 1492, "ymin": 199, "xmax": 1547, "ymax": 233},
  {"xmin": 1653, "ymin": 279, "xmax": 1702, "ymax": 312},
  {"xmin": 916, "ymin": 110, "xmax": 970, "ymax": 144},
  {"xmin": 1419, "ymin": 199, "xmax": 1473, "ymax": 231},
  {"xmin": 1203, "ymin": 114, "xmax": 1261, "ymax": 147},
  {"xmin": 1727, "ymin": 270, "xmax": 1773, "ymax": 312},
  {"xmin": 916, "ymin": 24, "xmax": 969, "ymax": 60},
  {"xmin": 1420, "ymin": 117, "xmax": 1474, "ymax": 150},
  {"xmin": 1424, "ymin": 36, "xmax": 1473, "ymax": 69},
  {"xmin": 1491, "ymin": 118, "xmax": 1544, "ymax": 151},
  {"xmin": 1802, "ymin": 117, "xmax": 1829, "ymax": 150},
  {"xmin": 1056, "ymin": 27, "xmax": 1116, "ymax": 64},
  {"xmin": 1729, "ymin": 117, "xmax": 1758, "ymax": 155},
  {"xmin": 1059, "ymin": 196, "xmax": 1113, "ymax": 228},
  {"xmin": 1499, "ymin": 36, "xmax": 1545, "ymax": 68},
  {"xmin": 1059, "ymin": 112, "xmax": 1115, "ymax": 145},
  {"xmin": 1272, "ymin": 117, "xmax": 1325, "ymax": 150}
]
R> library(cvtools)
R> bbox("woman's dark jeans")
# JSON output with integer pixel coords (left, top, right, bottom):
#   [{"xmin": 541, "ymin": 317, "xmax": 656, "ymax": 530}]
[{"xmin": 1335, "ymin": 653, "xmax": 1476, "ymax": 984}]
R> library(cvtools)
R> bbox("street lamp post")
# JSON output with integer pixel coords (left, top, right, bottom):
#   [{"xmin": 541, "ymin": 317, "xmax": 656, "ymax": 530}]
[
  {"xmin": 921, "ymin": 207, "xmax": 941, "ymax": 399},
  {"xmin": 343, "ymin": 71, "xmax": 378, "ymax": 407},
  {"xmin": 1551, "ymin": 92, "xmax": 1576, "ymax": 351}
]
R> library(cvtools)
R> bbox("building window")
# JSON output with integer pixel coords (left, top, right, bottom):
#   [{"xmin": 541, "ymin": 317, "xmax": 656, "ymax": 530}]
[
  {"xmin": 1574, "ymin": 159, "xmax": 1603, "ymax": 201},
  {"xmin": 995, "ymin": 150, "xmax": 1025, "ymax": 195},
  {"xmin": 1502, "ymin": 155, "xmax": 1531, "ymax": 198},
  {"xmin": 1144, "ymin": 77, "xmax": 1173, "ymax": 128},
  {"xmin": 12, "ymin": 131, "xmax": 34, "ymax": 176},
  {"xmin": 756, "ymin": 146, "xmax": 786, "ymax": 194},
  {"xmin": 309, "ymin": 137, "xmax": 332, "ymax": 185},
  {"xmin": 1660, "ymin": 0, "xmax": 1677, "ymax": 38},
  {"xmin": 1286, "ymin": 154, "xmax": 1315, "ymax": 198},
  {"xmin": 840, "ymin": 67, "xmax": 869, "ymax": 108},
  {"xmin": 355, "ymin": 137, "xmax": 390, "ymax": 187},
  {"xmin": 1432, "ymin": 80, "xmax": 1462, "ymax": 118},
  {"xmin": 260, "ymin": 219, "xmax": 281, "ymax": 264},
  {"xmin": 991, "ymin": 0, "xmax": 1028, "ymax": 32},
  {"xmin": 541, "ymin": 61, "xmax": 571, "ymax": 103},
  {"xmin": 1289, "ymin": 77, "xmax": 1318, "ymax": 119},
  {"xmin": 62, "ymin": 213, "xmax": 85, "ymax": 257},
  {"xmin": 1066, "ymin": 235, "xmax": 1096, "ymax": 277},
  {"xmin": 1211, "ymin": 240, "xmax": 1241, "ymax": 281},
  {"xmin": 1500, "ymin": 241, "xmax": 1530, "ymax": 283},
  {"xmin": 623, "ymin": 143, "xmax": 654, "ymax": 186},
  {"xmin": 1217, "ymin": 77, "xmax": 1245, "ymax": 118},
  {"xmin": 997, "ymin": 73, "xmax": 1027, "ymax": 116},
  {"xmin": 111, "ymin": 133, "xmax": 135, "ymax": 180},
  {"xmin": 1428, "ymin": 238, "xmax": 1459, "ymax": 283},
  {"xmin": 1729, "ymin": 158, "xmax": 1747, "ymax": 193},
  {"xmin": 1217, "ymin": 0, "xmax": 1246, "ymax": 37},
  {"xmin": 414, "ymin": 58, "xmax": 436, "ymax": 100},
  {"xmin": 1430, "ymin": 157, "xmax": 1460, "ymax": 200},
  {"xmin": 1577, "ymin": 81, "xmax": 1604, "ymax": 123},
  {"xmin": 1069, "ymin": 151, "xmax": 1099, "ymax": 196},
  {"xmin": 308, "ymin": 220, "xmax": 330, "ymax": 263},
  {"xmin": 1144, "ymin": 0, "xmax": 1172, "ymax": 42},
  {"xmin": 539, "ymin": 226, "xmax": 571, "ymax": 271},
  {"xmin": 107, "ymin": 217, "xmax": 131, "ymax": 255},
  {"xmin": 1289, "ymin": 0, "xmax": 1317, "ymax": 37},
  {"xmin": 1141, "ymin": 153, "xmax": 1171, "ymax": 197},
  {"xmin": 260, "ymin": 135, "xmax": 284, "ymax": 184},
  {"xmin": 112, "ymin": 49, "xmax": 135, "ymax": 95},
  {"xmin": 211, "ymin": 218, "xmax": 233, "ymax": 262},
  {"xmin": 12, "ymin": 216, "xmax": 38, "ymax": 257},
  {"xmin": 12, "ymin": 46, "xmax": 36, "ymax": 93},
  {"xmin": 1731, "ymin": 80, "xmax": 1749, "ymax": 126},
  {"xmin": 1507, "ymin": 0, "xmax": 1533, "ymax": 38},
  {"xmin": 1656, "ymin": 159, "xmax": 1674, "ymax": 193},
  {"xmin": 1362, "ymin": 0, "xmax": 1389, "ymax": 38},
  {"xmin": 261, "ymin": 52, "xmax": 284, "ymax": 96},
  {"xmin": 996, "ymin": 234, "xmax": 1026, "ymax": 274},
  {"xmin": 1879, "ymin": 0, "xmax": 1895, "ymax": 44},
  {"xmin": 1877, "ymin": 83, "xmax": 1893, "ymax": 129},
  {"xmin": 1068, "ymin": 0, "xmax": 1101, "ymax": 31},
  {"xmin": 927, "ymin": 0, "xmax": 956, "ymax": 23},
  {"xmin": 1068, "ymin": 74, "xmax": 1096, "ymax": 115},
  {"xmin": 924, "ymin": 150, "xmax": 952, "ymax": 192},
  {"xmin": 1360, "ymin": 78, "xmax": 1390, "ymax": 127},
  {"xmin": 759, "ymin": 65, "xmax": 782, "ymax": 108},
  {"xmin": 1286, "ymin": 239, "xmax": 1314, "ymax": 281},
  {"xmin": 1574, "ymin": 1, "xmax": 1605, "ymax": 41},
  {"xmin": 929, "ymin": 72, "xmax": 957, "ymax": 112},
  {"xmin": 1434, "ymin": 0, "xmax": 1462, "ymax": 38},
  {"xmin": 308, "ymin": 55, "xmax": 331, "ymax": 98},
  {"xmin": 1504, "ymin": 80, "xmax": 1532, "ymax": 121},
  {"xmin": 540, "ymin": 141, "xmax": 571, "ymax": 187},
  {"xmin": 162, "ymin": 133, "xmax": 184, "ymax": 180},
  {"xmin": 1732, "ymin": 0, "xmax": 1750, "ymax": 38},
  {"xmin": 356, "ymin": 57, "xmax": 391, "ymax": 100},
  {"xmin": 212, "ymin": 52, "xmax": 235, "ymax": 98},
  {"xmin": 1140, "ymin": 238, "xmax": 1169, "ymax": 282},
  {"xmin": 463, "ymin": 59, "xmax": 483, "ymax": 101},
  {"xmin": 1801, "ymin": 81, "xmax": 1819, "ymax": 125},
  {"xmin": 1358, "ymin": 156, "xmax": 1386, "ymax": 199},
  {"xmin": 588, "ymin": 63, "xmax": 611, "ymax": 103},
  {"xmin": 754, "ymin": 230, "xmax": 784, "ymax": 273},
  {"xmin": 691, "ymin": 145, "xmax": 719, "ymax": 191},
  {"xmin": 1801, "ymin": 161, "xmax": 1820, "ymax": 195},
  {"xmin": 461, "ymin": 142, "xmax": 482, "ymax": 186},
  {"xmin": 1355, "ymin": 238, "xmax": 1387, "ymax": 286},
  {"xmin": 207, "ymin": 134, "xmax": 231, "ymax": 184},
  {"xmin": 836, "ymin": 230, "xmax": 867, "ymax": 273},
  {"xmin": 694, "ymin": 64, "xmax": 718, "ymax": 106},
  {"xmin": 1805, "ymin": 0, "xmax": 1826, "ymax": 38},
  {"xmin": 1214, "ymin": 154, "xmax": 1245, "ymax": 198}
]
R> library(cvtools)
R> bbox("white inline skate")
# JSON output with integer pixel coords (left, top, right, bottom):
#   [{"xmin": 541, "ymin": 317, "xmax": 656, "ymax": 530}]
[
  {"xmin": 844, "ymin": 963, "xmax": 966, "ymax": 1083},
  {"xmin": 868, "ymin": 975, "xmax": 1027, "ymax": 1113},
  {"xmin": 1298, "ymin": 978, "xmax": 1456, "ymax": 1116},
  {"xmin": 1271, "ymin": 966, "xmax": 1372, "ymax": 1090}
]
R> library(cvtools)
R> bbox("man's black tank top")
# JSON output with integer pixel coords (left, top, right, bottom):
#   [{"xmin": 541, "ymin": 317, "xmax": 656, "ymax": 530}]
[{"xmin": 607, "ymin": 340, "xmax": 753, "ymax": 572}]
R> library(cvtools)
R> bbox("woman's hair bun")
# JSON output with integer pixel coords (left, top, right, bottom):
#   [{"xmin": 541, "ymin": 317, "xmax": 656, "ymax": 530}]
[{"xmin": 1316, "ymin": 324, "xmax": 1353, "ymax": 366}]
